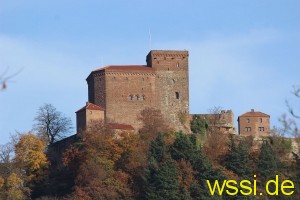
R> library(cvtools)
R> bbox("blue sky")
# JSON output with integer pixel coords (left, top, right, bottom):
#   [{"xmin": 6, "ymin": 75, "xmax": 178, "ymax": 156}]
[{"xmin": 0, "ymin": 0, "xmax": 299, "ymax": 144}]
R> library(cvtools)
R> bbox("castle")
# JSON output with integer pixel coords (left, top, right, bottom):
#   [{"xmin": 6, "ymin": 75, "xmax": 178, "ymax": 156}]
[
  {"xmin": 76, "ymin": 50, "xmax": 189, "ymax": 132},
  {"xmin": 75, "ymin": 50, "xmax": 270, "ymax": 136}
]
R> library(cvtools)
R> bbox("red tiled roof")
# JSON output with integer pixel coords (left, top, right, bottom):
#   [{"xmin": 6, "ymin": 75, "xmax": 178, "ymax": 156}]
[
  {"xmin": 76, "ymin": 102, "xmax": 105, "ymax": 113},
  {"xmin": 93, "ymin": 65, "xmax": 155, "ymax": 72},
  {"xmin": 107, "ymin": 123, "xmax": 135, "ymax": 130},
  {"xmin": 239, "ymin": 111, "xmax": 269, "ymax": 118}
]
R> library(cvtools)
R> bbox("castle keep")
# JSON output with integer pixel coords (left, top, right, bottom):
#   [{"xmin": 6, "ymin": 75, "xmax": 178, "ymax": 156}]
[{"xmin": 76, "ymin": 50, "xmax": 189, "ymax": 132}]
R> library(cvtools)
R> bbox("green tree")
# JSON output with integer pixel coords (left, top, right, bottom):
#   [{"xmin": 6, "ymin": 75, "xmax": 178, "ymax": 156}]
[
  {"xmin": 257, "ymin": 141, "xmax": 277, "ymax": 181},
  {"xmin": 170, "ymin": 132, "xmax": 196, "ymax": 162},
  {"xmin": 144, "ymin": 156, "xmax": 180, "ymax": 200},
  {"xmin": 190, "ymin": 115, "xmax": 208, "ymax": 135},
  {"xmin": 225, "ymin": 135, "xmax": 252, "ymax": 179},
  {"xmin": 149, "ymin": 133, "xmax": 166, "ymax": 162}
]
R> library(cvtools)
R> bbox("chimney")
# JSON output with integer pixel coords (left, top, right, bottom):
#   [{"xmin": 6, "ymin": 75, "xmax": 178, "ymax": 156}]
[{"xmin": 251, "ymin": 109, "xmax": 254, "ymax": 112}]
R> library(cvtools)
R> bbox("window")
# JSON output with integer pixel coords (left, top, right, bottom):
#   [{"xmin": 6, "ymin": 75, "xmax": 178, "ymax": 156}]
[
  {"xmin": 245, "ymin": 127, "xmax": 251, "ymax": 132},
  {"xmin": 176, "ymin": 62, "xmax": 179, "ymax": 68},
  {"xmin": 127, "ymin": 95, "xmax": 132, "ymax": 101},
  {"xmin": 260, "ymin": 118, "xmax": 262, "ymax": 123},
  {"xmin": 175, "ymin": 92, "xmax": 179, "ymax": 99},
  {"xmin": 259, "ymin": 127, "xmax": 264, "ymax": 131},
  {"xmin": 247, "ymin": 118, "xmax": 250, "ymax": 123},
  {"xmin": 134, "ymin": 95, "xmax": 138, "ymax": 101},
  {"xmin": 141, "ymin": 95, "xmax": 145, "ymax": 101}
]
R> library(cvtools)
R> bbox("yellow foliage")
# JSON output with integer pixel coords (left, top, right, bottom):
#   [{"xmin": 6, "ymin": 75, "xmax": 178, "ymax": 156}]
[
  {"xmin": 0, "ymin": 176, "xmax": 4, "ymax": 189},
  {"xmin": 14, "ymin": 132, "xmax": 48, "ymax": 178},
  {"xmin": 7, "ymin": 189, "xmax": 26, "ymax": 200},
  {"xmin": 6, "ymin": 173, "xmax": 23, "ymax": 189}
]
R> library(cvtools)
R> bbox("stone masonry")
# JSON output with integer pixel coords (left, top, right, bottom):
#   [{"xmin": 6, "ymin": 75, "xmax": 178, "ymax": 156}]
[
  {"xmin": 77, "ymin": 50, "xmax": 189, "ymax": 132},
  {"xmin": 238, "ymin": 109, "xmax": 270, "ymax": 136}
]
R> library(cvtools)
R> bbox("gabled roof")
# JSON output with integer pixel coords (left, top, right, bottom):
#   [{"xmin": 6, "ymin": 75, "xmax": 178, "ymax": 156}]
[
  {"xmin": 107, "ymin": 123, "xmax": 135, "ymax": 131},
  {"xmin": 93, "ymin": 65, "xmax": 155, "ymax": 72},
  {"xmin": 239, "ymin": 111, "xmax": 269, "ymax": 118},
  {"xmin": 76, "ymin": 102, "xmax": 105, "ymax": 113}
]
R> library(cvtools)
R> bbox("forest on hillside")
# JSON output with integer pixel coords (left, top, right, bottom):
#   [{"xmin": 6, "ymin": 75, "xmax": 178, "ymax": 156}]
[{"xmin": 0, "ymin": 105, "xmax": 299, "ymax": 200}]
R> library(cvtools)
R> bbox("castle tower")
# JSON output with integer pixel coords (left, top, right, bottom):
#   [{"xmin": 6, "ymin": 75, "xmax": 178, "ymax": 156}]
[
  {"xmin": 82, "ymin": 50, "xmax": 189, "ymax": 131},
  {"xmin": 147, "ymin": 50, "xmax": 189, "ymax": 128}
]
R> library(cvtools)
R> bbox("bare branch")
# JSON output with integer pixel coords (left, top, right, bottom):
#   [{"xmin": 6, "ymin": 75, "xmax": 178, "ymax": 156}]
[
  {"xmin": 0, "ymin": 67, "xmax": 23, "ymax": 90},
  {"xmin": 33, "ymin": 104, "xmax": 73, "ymax": 144},
  {"xmin": 292, "ymin": 85, "xmax": 300, "ymax": 98}
]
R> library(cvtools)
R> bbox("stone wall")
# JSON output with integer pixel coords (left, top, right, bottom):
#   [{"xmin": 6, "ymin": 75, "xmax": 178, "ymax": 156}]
[
  {"xmin": 105, "ymin": 70, "xmax": 157, "ymax": 129},
  {"xmin": 191, "ymin": 110, "xmax": 236, "ymax": 134},
  {"xmin": 87, "ymin": 73, "xmax": 106, "ymax": 108}
]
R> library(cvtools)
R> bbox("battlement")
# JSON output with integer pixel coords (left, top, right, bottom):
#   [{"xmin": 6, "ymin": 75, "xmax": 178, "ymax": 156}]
[{"xmin": 146, "ymin": 50, "xmax": 189, "ymax": 69}]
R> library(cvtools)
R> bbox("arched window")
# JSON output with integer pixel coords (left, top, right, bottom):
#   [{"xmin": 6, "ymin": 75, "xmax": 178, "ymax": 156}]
[
  {"xmin": 128, "ymin": 95, "xmax": 132, "ymax": 101},
  {"xmin": 175, "ymin": 92, "xmax": 179, "ymax": 99},
  {"xmin": 176, "ymin": 62, "xmax": 179, "ymax": 68},
  {"xmin": 134, "ymin": 95, "xmax": 139, "ymax": 101},
  {"xmin": 141, "ymin": 95, "xmax": 145, "ymax": 101},
  {"xmin": 247, "ymin": 118, "xmax": 250, "ymax": 123}
]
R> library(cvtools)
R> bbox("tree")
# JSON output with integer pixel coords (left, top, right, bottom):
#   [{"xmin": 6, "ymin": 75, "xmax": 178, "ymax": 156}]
[
  {"xmin": 6, "ymin": 173, "xmax": 28, "ymax": 200},
  {"xmin": 257, "ymin": 141, "xmax": 277, "ymax": 181},
  {"xmin": 0, "ymin": 143, "xmax": 14, "ymax": 176},
  {"xmin": 33, "ymin": 104, "xmax": 73, "ymax": 144},
  {"xmin": 14, "ymin": 132, "xmax": 48, "ymax": 181},
  {"xmin": 170, "ymin": 132, "xmax": 197, "ymax": 162},
  {"xmin": 191, "ymin": 149, "xmax": 225, "ymax": 200},
  {"xmin": 138, "ymin": 107, "xmax": 171, "ymax": 142},
  {"xmin": 225, "ymin": 135, "xmax": 252, "ymax": 179},
  {"xmin": 63, "ymin": 124, "xmax": 133, "ymax": 199},
  {"xmin": 284, "ymin": 85, "xmax": 300, "ymax": 140},
  {"xmin": 190, "ymin": 115, "xmax": 208, "ymax": 135},
  {"xmin": 149, "ymin": 133, "xmax": 167, "ymax": 162},
  {"xmin": 204, "ymin": 107, "xmax": 229, "ymax": 165},
  {"xmin": 144, "ymin": 156, "xmax": 180, "ymax": 200}
]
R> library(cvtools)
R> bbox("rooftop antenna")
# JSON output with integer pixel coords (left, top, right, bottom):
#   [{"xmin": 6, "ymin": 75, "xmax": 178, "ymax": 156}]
[{"xmin": 148, "ymin": 28, "xmax": 152, "ymax": 51}]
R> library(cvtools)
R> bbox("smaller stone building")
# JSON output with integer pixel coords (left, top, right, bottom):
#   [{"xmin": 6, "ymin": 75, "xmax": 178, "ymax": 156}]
[
  {"xmin": 238, "ymin": 109, "xmax": 270, "ymax": 136},
  {"xmin": 76, "ymin": 102, "xmax": 105, "ymax": 133}
]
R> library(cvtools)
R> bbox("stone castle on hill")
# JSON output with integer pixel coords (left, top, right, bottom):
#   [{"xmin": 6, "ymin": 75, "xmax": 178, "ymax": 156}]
[
  {"xmin": 76, "ymin": 50, "xmax": 189, "ymax": 132},
  {"xmin": 75, "ymin": 50, "xmax": 270, "ymax": 136}
]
